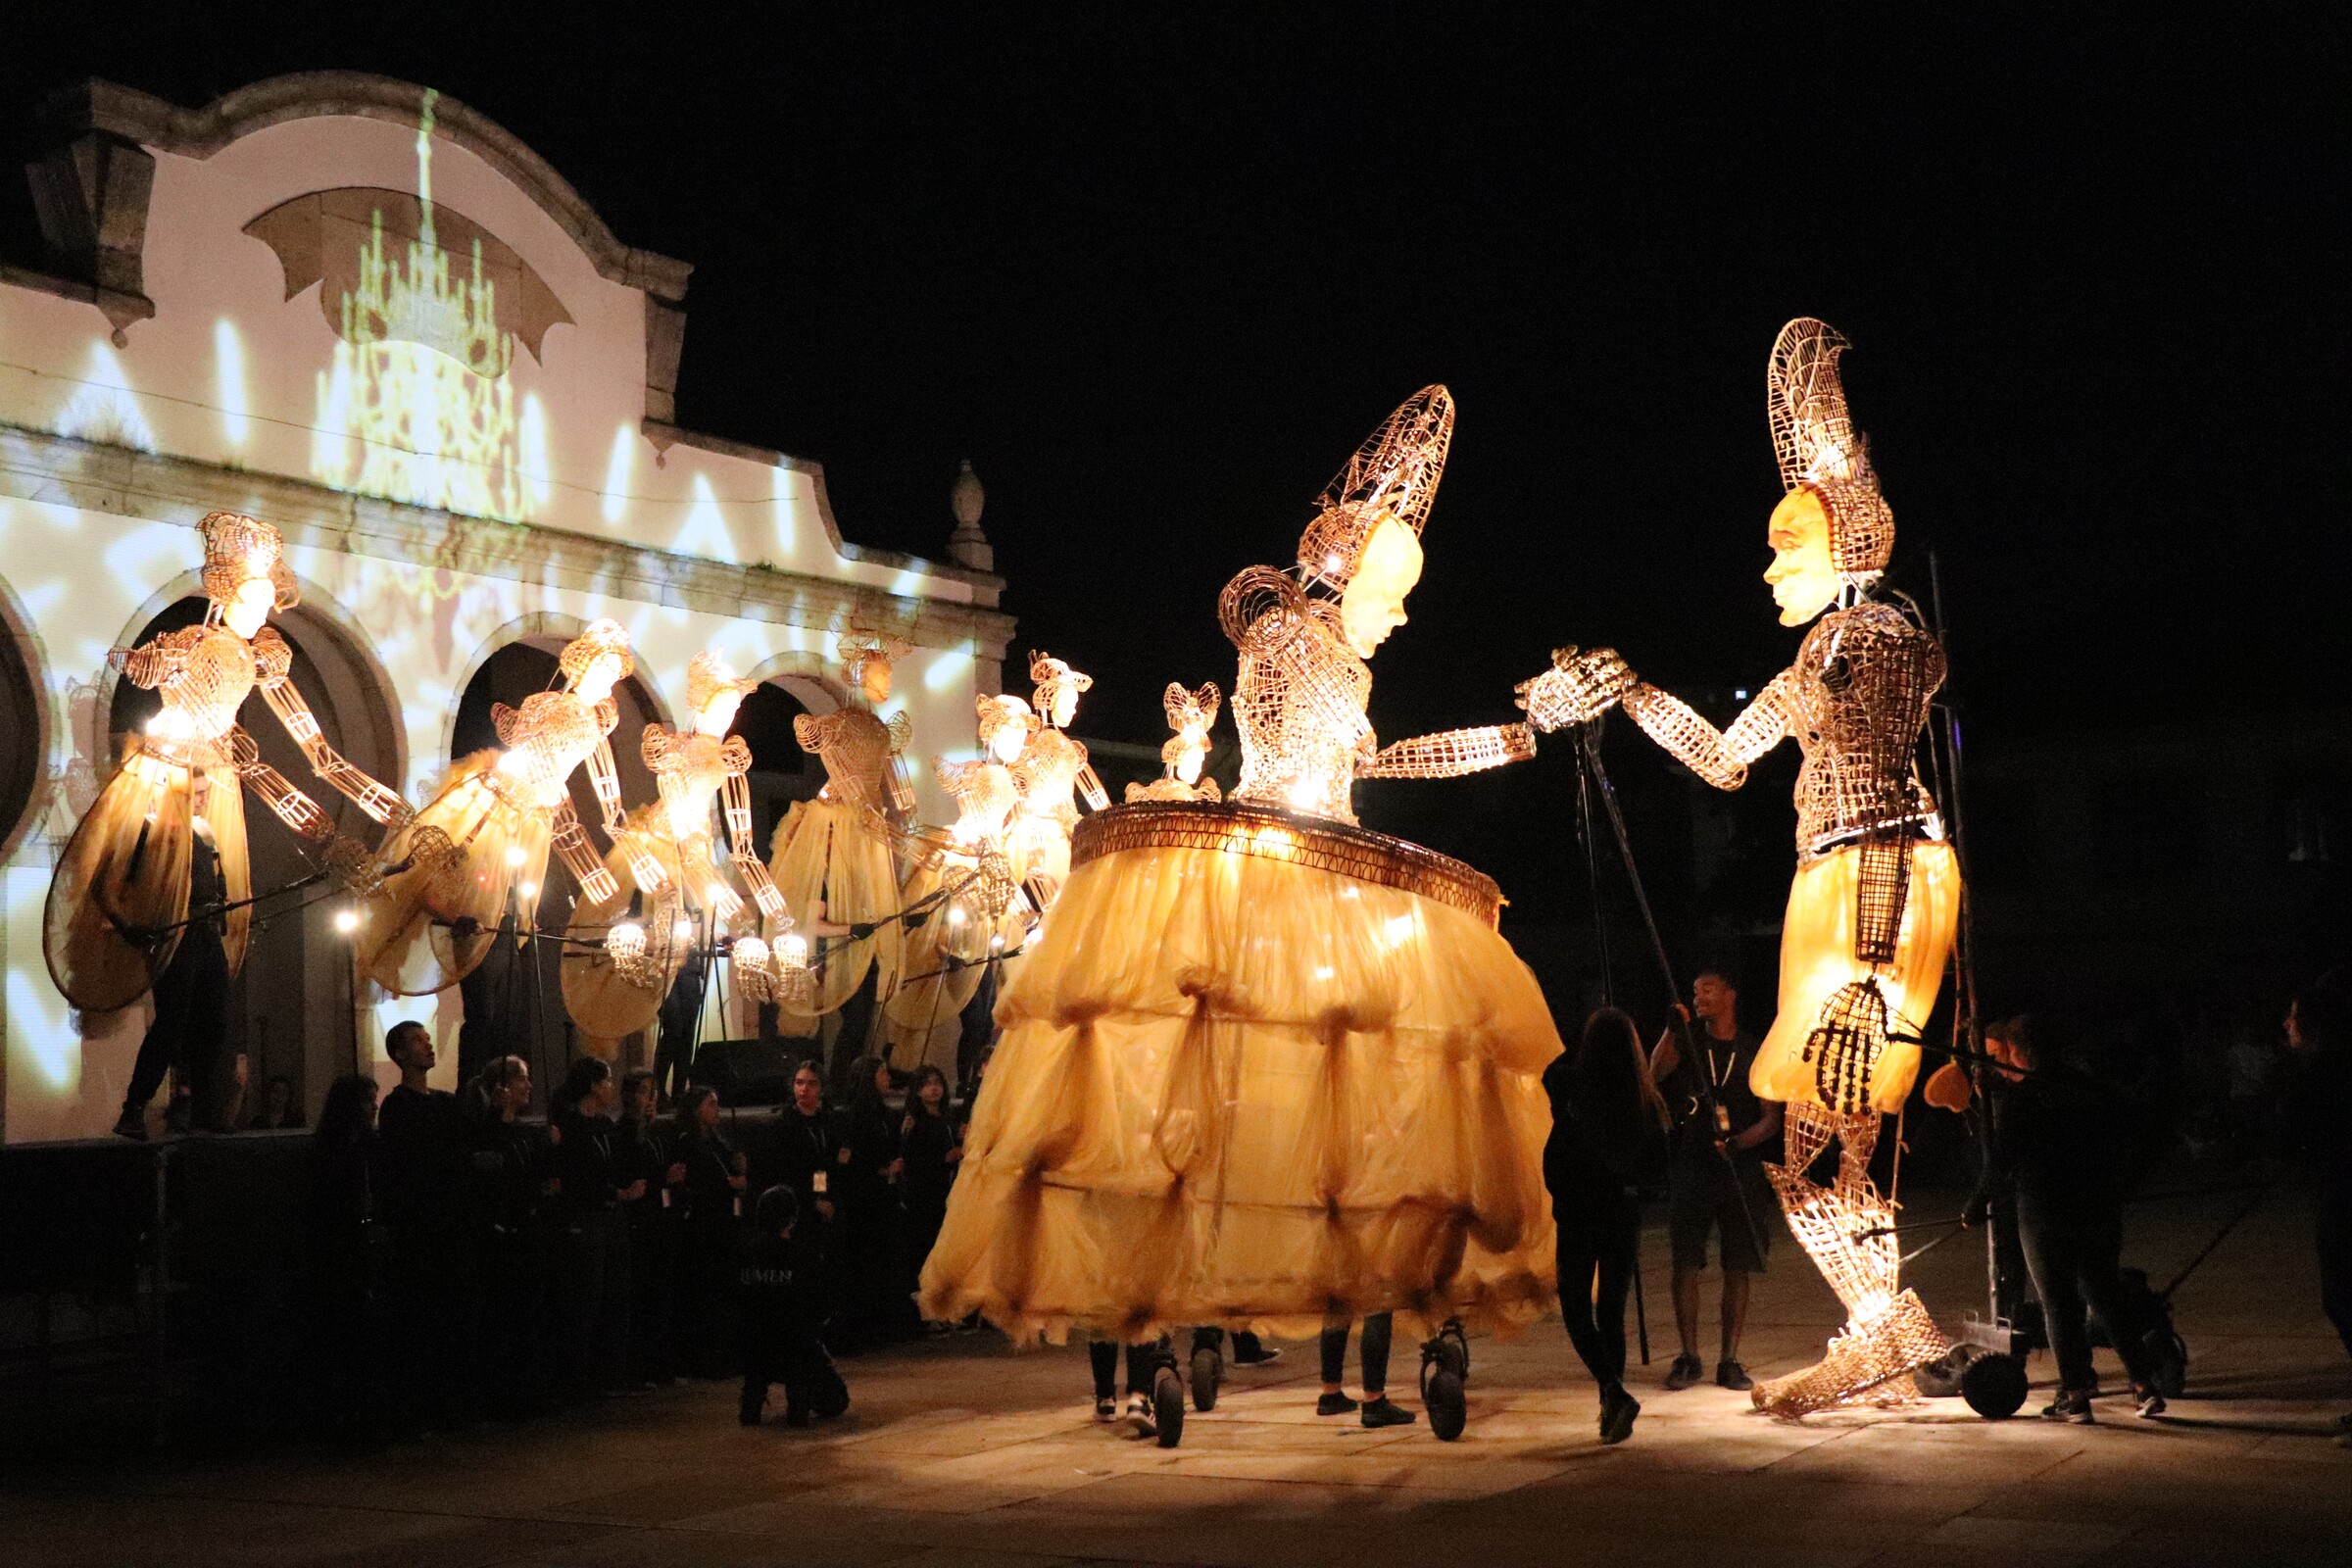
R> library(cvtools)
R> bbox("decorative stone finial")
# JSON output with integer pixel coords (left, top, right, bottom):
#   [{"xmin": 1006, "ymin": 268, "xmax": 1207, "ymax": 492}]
[{"xmin": 948, "ymin": 458, "xmax": 993, "ymax": 571}]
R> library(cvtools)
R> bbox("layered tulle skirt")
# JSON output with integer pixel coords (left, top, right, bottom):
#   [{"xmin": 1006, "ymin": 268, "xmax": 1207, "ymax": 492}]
[
  {"xmin": 917, "ymin": 802, "xmax": 1561, "ymax": 1344},
  {"xmin": 45, "ymin": 743, "xmax": 251, "ymax": 1012},
  {"xmin": 356, "ymin": 751, "xmax": 550, "ymax": 996},
  {"xmin": 767, "ymin": 797, "xmax": 904, "ymax": 1029}
]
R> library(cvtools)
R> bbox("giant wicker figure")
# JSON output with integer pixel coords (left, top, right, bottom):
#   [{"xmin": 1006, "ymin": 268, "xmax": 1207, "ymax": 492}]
[
  {"xmin": 562, "ymin": 651, "xmax": 790, "ymax": 1045},
  {"xmin": 1517, "ymin": 319, "xmax": 1961, "ymax": 1416},
  {"xmin": 918, "ymin": 386, "xmax": 1562, "ymax": 1345},
  {"xmin": 46, "ymin": 512, "xmax": 409, "ymax": 1012},
  {"xmin": 357, "ymin": 619, "xmax": 637, "ymax": 995}
]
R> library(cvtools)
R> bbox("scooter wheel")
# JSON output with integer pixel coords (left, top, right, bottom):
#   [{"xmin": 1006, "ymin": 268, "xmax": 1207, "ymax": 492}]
[
  {"xmin": 1153, "ymin": 1365, "xmax": 1187, "ymax": 1447},
  {"xmin": 1424, "ymin": 1367, "xmax": 1466, "ymax": 1441},
  {"xmin": 1190, "ymin": 1346, "xmax": 1222, "ymax": 1412},
  {"xmin": 1960, "ymin": 1351, "xmax": 2029, "ymax": 1420}
]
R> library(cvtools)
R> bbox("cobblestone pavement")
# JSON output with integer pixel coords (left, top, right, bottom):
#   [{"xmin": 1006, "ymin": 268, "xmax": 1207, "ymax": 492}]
[{"xmin": 5, "ymin": 1177, "xmax": 2346, "ymax": 1566}]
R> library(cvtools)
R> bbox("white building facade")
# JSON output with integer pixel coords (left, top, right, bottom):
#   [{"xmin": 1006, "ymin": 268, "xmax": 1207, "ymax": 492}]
[{"xmin": 0, "ymin": 74, "xmax": 1011, "ymax": 1142}]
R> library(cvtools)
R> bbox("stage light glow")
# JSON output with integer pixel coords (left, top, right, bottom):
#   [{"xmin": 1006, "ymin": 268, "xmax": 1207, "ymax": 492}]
[
  {"xmin": 602, "ymin": 422, "xmax": 633, "ymax": 523},
  {"xmin": 214, "ymin": 320, "xmax": 250, "ymax": 446},
  {"xmin": 333, "ymin": 907, "xmax": 361, "ymax": 933}
]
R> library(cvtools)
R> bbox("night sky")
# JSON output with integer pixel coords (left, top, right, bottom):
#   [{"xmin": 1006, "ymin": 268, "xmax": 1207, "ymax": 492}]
[{"xmin": 4, "ymin": 11, "xmax": 2341, "ymax": 930}]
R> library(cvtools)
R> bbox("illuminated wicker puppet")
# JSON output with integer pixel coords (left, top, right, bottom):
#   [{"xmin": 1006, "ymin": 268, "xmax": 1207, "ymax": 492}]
[
  {"xmin": 358, "ymin": 618, "xmax": 638, "ymax": 995},
  {"xmin": 1125, "ymin": 683, "xmax": 1223, "ymax": 804},
  {"xmin": 920, "ymin": 386, "xmax": 1563, "ymax": 1346},
  {"xmin": 1007, "ymin": 652, "xmax": 1109, "ymax": 906},
  {"xmin": 561, "ymin": 651, "xmax": 799, "ymax": 1044},
  {"xmin": 882, "ymin": 693, "xmax": 1037, "ymax": 1069},
  {"xmin": 45, "ymin": 512, "xmax": 411, "ymax": 1012},
  {"xmin": 1516, "ymin": 319, "xmax": 1961, "ymax": 1416},
  {"xmin": 765, "ymin": 620, "xmax": 914, "ymax": 1026}
]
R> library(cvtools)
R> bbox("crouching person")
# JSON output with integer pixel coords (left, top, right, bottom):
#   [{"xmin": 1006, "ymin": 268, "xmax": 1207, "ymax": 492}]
[{"xmin": 739, "ymin": 1185, "xmax": 851, "ymax": 1429}]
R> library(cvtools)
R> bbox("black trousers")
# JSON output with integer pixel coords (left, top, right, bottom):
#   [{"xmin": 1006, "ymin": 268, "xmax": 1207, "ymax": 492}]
[
  {"xmin": 2018, "ymin": 1183, "xmax": 2154, "ymax": 1392},
  {"xmin": 123, "ymin": 930, "xmax": 228, "ymax": 1115},
  {"xmin": 1558, "ymin": 1214, "xmax": 1639, "ymax": 1392},
  {"xmin": 1089, "ymin": 1336, "xmax": 1171, "ymax": 1398},
  {"xmin": 742, "ymin": 1333, "xmax": 849, "ymax": 1420},
  {"xmin": 1320, "ymin": 1313, "xmax": 1394, "ymax": 1391},
  {"xmin": 557, "ymin": 1207, "xmax": 632, "ymax": 1399},
  {"xmin": 2318, "ymin": 1186, "xmax": 2352, "ymax": 1364}
]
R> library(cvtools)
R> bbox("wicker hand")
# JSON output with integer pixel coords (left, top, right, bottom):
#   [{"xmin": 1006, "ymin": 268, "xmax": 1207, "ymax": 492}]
[{"xmin": 1513, "ymin": 646, "xmax": 1636, "ymax": 733}]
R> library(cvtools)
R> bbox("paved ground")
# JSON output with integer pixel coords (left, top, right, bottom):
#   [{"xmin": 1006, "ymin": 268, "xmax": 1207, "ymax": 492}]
[{"xmin": 4, "ymin": 1175, "xmax": 2347, "ymax": 1567}]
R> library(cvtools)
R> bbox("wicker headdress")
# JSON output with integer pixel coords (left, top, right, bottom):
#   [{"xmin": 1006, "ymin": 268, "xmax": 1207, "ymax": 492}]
[
  {"xmin": 559, "ymin": 618, "xmax": 636, "ymax": 686},
  {"xmin": 199, "ymin": 511, "xmax": 299, "ymax": 612},
  {"xmin": 686, "ymin": 650, "xmax": 758, "ymax": 712},
  {"xmin": 1767, "ymin": 319, "xmax": 1892, "ymax": 578},
  {"xmin": 838, "ymin": 617, "xmax": 911, "ymax": 691},
  {"xmin": 1297, "ymin": 385, "xmax": 1454, "ymax": 589},
  {"xmin": 975, "ymin": 693, "xmax": 1038, "ymax": 750},
  {"xmin": 1028, "ymin": 652, "xmax": 1093, "ymax": 716}
]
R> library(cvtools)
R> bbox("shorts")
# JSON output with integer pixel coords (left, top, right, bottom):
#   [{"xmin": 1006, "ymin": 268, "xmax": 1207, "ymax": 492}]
[{"xmin": 1668, "ymin": 1158, "xmax": 1772, "ymax": 1274}]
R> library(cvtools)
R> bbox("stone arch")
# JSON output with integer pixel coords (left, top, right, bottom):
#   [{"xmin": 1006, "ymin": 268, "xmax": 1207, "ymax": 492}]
[
  {"xmin": 0, "ymin": 570, "xmax": 55, "ymax": 865},
  {"xmin": 741, "ymin": 649, "xmax": 849, "ymax": 718},
  {"xmin": 439, "ymin": 611, "xmax": 676, "ymax": 772}
]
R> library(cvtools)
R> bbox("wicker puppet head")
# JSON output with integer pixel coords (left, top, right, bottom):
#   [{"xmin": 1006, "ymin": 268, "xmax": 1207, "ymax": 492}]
[
  {"xmin": 839, "ymin": 617, "xmax": 910, "ymax": 705},
  {"xmin": 1028, "ymin": 652, "xmax": 1093, "ymax": 729},
  {"xmin": 1768, "ymin": 319, "xmax": 1894, "ymax": 580},
  {"xmin": 686, "ymin": 650, "xmax": 758, "ymax": 732},
  {"xmin": 200, "ymin": 512, "xmax": 299, "ymax": 635},
  {"xmin": 1297, "ymin": 385, "xmax": 1454, "ymax": 591},
  {"xmin": 559, "ymin": 619, "xmax": 636, "ymax": 695}
]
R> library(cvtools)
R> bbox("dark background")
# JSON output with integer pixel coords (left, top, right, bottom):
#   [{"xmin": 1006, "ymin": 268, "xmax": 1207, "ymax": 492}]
[{"xmin": 3, "ymin": 7, "xmax": 2341, "ymax": 953}]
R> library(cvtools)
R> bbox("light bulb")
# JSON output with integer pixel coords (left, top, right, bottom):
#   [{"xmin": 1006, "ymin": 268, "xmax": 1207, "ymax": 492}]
[
  {"xmin": 333, "ymin": 907, "xmax": 361, "ymax": 934},
  {"xmin": 947, "ymin": 906, "xmax": 965, "ymax": 925},
  {"xmin": 505, "ymin": 845, "xmax": 527, "ymax": 867},
  {"xmin": 517, "ymin": 882, "xmax": 537, "ymax": 901},
  {"xmin": 673, "ymin": 917, "xmax": 695, "ymax": 943}
]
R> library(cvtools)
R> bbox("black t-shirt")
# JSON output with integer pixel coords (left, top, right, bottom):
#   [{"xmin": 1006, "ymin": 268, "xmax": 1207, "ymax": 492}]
[
  {"xmin": 377, "ymin": 1084, "xmax": 465, "ymax": 1232},
  {"xmin": 1661, "ymin": 1026, "xmax": 1766, "ymax": 1167}
]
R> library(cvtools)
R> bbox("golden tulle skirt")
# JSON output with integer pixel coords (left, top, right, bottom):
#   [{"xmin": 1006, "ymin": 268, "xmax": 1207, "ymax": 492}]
[
  {"xmin": 917, "ymin": 806, "xmax": 1561, "ymax": 1344},
  {"xmin": 1754, "ymin": 840, "xmax": 1961, "ymax": 1113},
  {"xmin": 883, "ymin": 855, "xmax": 1026, "ymax": 1072},
  {"xmin": 45, "ymin": 744, "xmax": 251, "ymax": 1012},
  {"xmin": 767, "ymin": 797, "xmax": 904, "ymax": 1028},
  {"xmin": 356, "ymin": 752, "xmax": 551, "ymax": 996}
]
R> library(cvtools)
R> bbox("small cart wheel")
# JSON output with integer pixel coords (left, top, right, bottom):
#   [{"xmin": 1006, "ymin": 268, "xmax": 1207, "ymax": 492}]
[{"xmin": 1960, "ymin": 1351, "xmax": 2029, "ymax": 1420}]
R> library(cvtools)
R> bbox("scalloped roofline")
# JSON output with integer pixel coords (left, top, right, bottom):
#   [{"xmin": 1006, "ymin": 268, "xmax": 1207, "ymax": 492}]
[{"xmin": 44, "ymin": 71, "xmax": 693, "ymax": 302}]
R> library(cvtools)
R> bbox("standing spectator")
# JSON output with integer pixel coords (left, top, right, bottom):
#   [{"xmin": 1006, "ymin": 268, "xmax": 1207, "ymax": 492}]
[
  {"xmin": 774, "ymin": 1060, "xmax": 846, "ymax": 1222},
  {"xmin": 899, "ymin": 1064, "xmax": 962, "ymax": 1302},
  {"xmin": 2285, "ymin": 970, "xmax": 2352, "ymax": 1445},
  {"xmin": 1545, "ymin": 1007, "xmax": 1673, "ymax": 1444},
  {"xmin": 1649, "ymin": 967, "xmax": 1780, "ymax": 1392},
  {"xmin": 307, "ymin": 1073, "xmax": 383, "ymax": 1443},
  {"xmin": 737, "ymin": 1185, "xmax": 850, "ymax": 1428},
  {"xmin": 1969, "ymin": 1014, "xmax": 2167, "ymax": 1421},
  {"xmin": 463, "ymin": 1054, "xmax": 554, "ymax": 1416},
  {"xmin": 551, "ymin": 1056, "xmax": 645, "ymax": 1401},
  {"xmin": 377, "ymin": 1021, "xmax": 466, "ymax": 1430},
  {"xmin": 839, "ymin": 1056, "xmax": 913, "ymax": 1348},
  {"xmin": 615, "ymin": 1069, "xmax": 673, "ymax": 1386},
  {"xmin": 256, "ymin": 1073, "xmax": 304, "ymax": 1130},
  {"xmin": 668, "ymin": 1084, "xmax": 748, "ymax": 1374},
  {"xmin": 655, "ymin": 945, "xmax": 708, "ymax": 1106}
]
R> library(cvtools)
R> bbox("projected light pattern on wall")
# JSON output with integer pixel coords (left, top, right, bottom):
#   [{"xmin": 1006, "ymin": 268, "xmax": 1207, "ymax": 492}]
[{"xmin": 309, "ymin": 92, "xmax": 531, "ymax": 521}]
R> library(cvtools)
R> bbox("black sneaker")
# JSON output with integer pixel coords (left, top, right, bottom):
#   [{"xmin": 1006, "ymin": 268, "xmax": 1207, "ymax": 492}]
[
  {"xmin": 1316, "ymin": 1391, "xmax": 1359, "ymax": 1417},
  {"xmin": 1360, "ymin": 1396, "xmax": 1417, "ymax": 1429},
  {"xmin": 2040, "ymin": 1387, "xmax": 2095, "ymax": 1424},
  {"xmin": 1233, "ymin": 1344, "xmax": 1284, "ymax": 1367},
  {"xmin": 1127, "ymin": 1393, "xmax": 1157, "ymax": 1438},
  {"xmin": 2132, "ymin": 1384, "xmax": 2167, "ymax": 1419},
  {"xmin": 112, "ymin": 1109, "xmax": 148, "ymax": 1142},
  {"xmin": 1663, "ymin": 1353, "xmax": 1703, "ymax": 1391},
  {"xmin": 1598, "ymin": 1386, "xmax": 1640, "ymax": 1446},
  {"xmin": 1715, "ymin": 1359, "xmax": 1752, "ymax": 1392},
  {"xmin": 1093, "ymin": 1396, "xmax": 1117, "ymax": 1423}
]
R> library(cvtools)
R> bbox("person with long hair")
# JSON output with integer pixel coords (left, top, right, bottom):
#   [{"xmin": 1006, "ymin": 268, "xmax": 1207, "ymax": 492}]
[
  {"xmin": 1545, "ymin": 1007, "xmax": 1671, "ymax": 1444},
  {"xmin": 899, "ymin": 1064, "xmax": 961, "ymax": 1299},
  {"xmin": 837, "ymin": 1055, "xmax": 914, "ymax": 1348},
  {"xmin": 308, "ymin": 1073, "xmax": 383, "ymax": 1443},
  {"xmin": 667, "ymin": 1083, "xmax": 748, "ymax": 1374}
]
